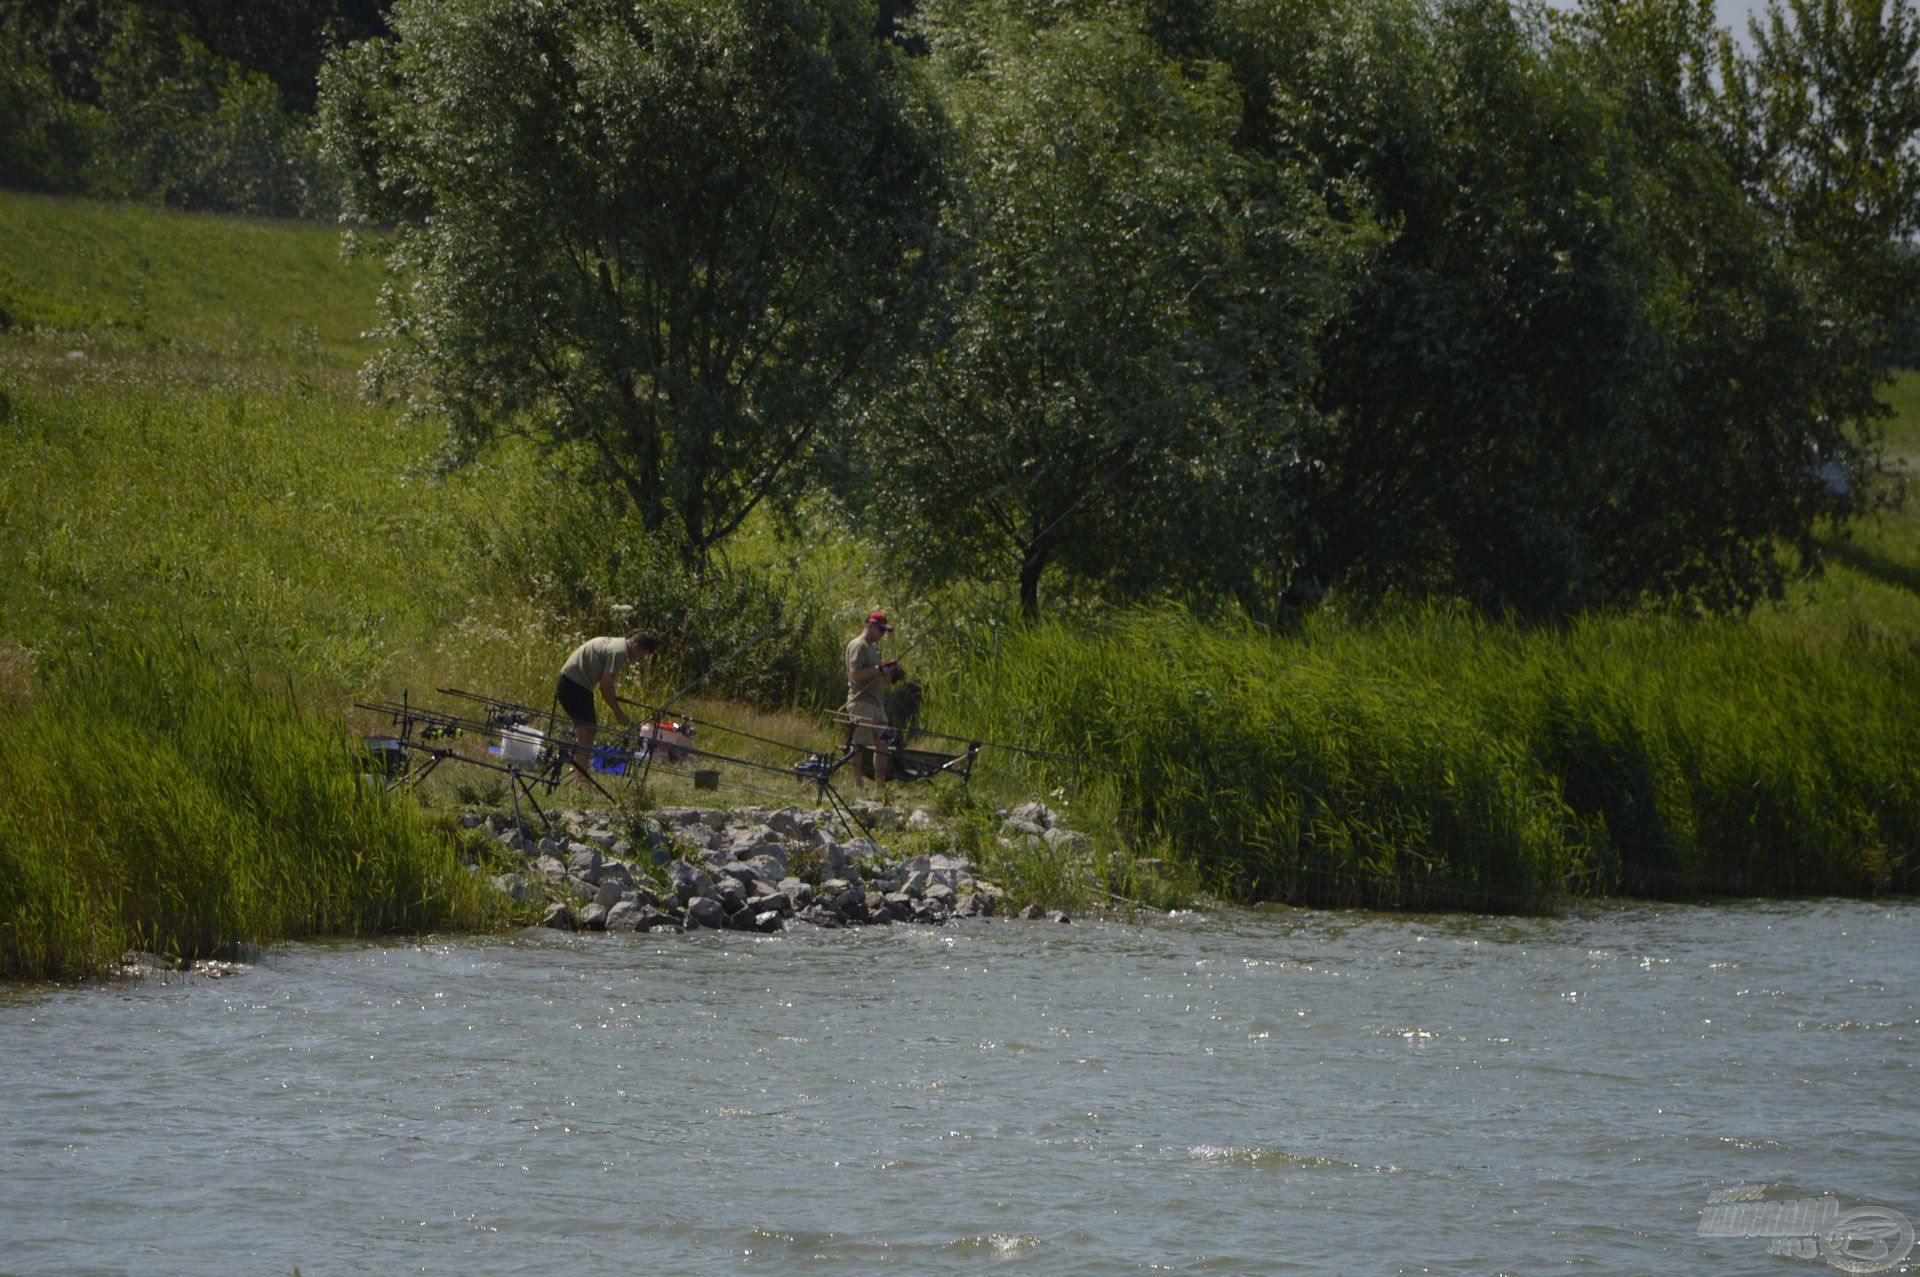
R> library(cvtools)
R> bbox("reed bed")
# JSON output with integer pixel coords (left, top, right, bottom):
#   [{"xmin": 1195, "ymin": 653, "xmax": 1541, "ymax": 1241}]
[
  {"xmin": 0, "ymin": 638, "xmax": 515, "ymax": 981},
  {"xmin": 940, "ymin": 609, "xmax": 1920, "ymax": 912}
]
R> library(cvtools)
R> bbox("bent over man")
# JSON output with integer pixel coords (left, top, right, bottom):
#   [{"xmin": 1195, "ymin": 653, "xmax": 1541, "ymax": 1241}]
[{"xmin": 557, "ymin": 630, "xmax": 660, "ymax": 781}]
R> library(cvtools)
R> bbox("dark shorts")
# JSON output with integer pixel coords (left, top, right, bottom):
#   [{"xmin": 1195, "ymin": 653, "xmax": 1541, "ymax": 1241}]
[{"xmin": 556, "ymin": 675, "xmax": 596, "ymax": 727}]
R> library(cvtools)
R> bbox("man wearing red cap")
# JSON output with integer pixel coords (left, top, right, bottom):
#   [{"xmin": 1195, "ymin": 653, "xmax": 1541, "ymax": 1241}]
[{"xmin": 845, "ymin": 610, "xmax": 898, "ymax": 792}]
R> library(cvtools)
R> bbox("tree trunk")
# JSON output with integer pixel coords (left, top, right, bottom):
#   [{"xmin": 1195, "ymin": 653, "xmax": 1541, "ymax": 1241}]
[{"xmin": 1018, "ymin": 544, "xmax": 1049, "ymax": 620}]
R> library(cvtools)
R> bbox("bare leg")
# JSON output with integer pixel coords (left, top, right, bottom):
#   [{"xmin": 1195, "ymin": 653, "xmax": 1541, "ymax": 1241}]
[{"xmin": 572, "ymin": 721, "xmax": 597, "ymax": 782}]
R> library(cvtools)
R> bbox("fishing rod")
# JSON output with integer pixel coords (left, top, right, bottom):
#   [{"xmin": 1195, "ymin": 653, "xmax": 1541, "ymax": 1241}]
[
  {"xmin": 612, "ymin": 698, "xmax": 827, "ymax": 760},
  {"xmin": 635, "ymin": 619, "xmax": 789, "ymax": 788},
  {"xmin": 354, "ymin": 696, "xmax": 612, "ymax": 829}
]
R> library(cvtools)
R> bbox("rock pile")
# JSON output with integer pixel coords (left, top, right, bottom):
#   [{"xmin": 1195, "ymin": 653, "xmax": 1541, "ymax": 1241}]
[{"xmin": 479, "ymin": 800, "xmax": 1074, "ymax": 935}]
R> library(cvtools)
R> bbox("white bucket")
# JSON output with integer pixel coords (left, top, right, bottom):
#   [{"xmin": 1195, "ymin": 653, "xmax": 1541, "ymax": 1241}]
[{"xmin": 500, "ymin": 724, "xmax": 543, "ymax": 763}]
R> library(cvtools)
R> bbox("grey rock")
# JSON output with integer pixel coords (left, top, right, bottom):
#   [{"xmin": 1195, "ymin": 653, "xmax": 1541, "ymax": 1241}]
[
  {"xmin": 597, "ymin": 860, "xmax": 636, "ymax": 889},
  {"xmin": 1021, "ymin": 904, "xmax": 1046, "ymax": 920},
  {"xmin": 584, "ymin": 828, "xmax": 618, "ymax": 850},
  {"xmin": 766, "ymin": 806, "xmax": 817, "ymax": 838},
  {"xmin": 711, "ymin": 876, "xmax": 748, "ymax": 914},
  {"xmin": 565, "ymin": 874, "xmax": 597, "ymax": 902},
  {"xmin": 799, "ymin": 903, "xmax": 844, "ymax": 929},
  {"xmin": 611, "ymin": 838, "xmax": 634, "ymax": 857},
  {"xmin": 925, "ymin": 883, "xmax": 957, "ymax": 910},
  {"xmin": 1043, "ymin": 826, "xmax": 1093, "ymax": 854},
  {"xmin": 863, "ymin": 890, "xmax": 892, "ymax": 923},
  {"xmin": 593, "ymin": 879, "xmax": 626, "ymax": 910},
  {"xmin": 740, "ymin": 851, "xmax": 787, "ymax": 882},
  {"xmin": 1009, "ymin": 800, "xmax": 1058, "ymax": 829},
  {"xmin": 490, "ymin": 873, "xmax": 540, "ymax": 903},
  {"xmin": 882, "ymin": 892, "xmax": 916, "ymax": 923},
  {"xmin": 497, "ymin": 827, "xmax": 524, "ymax": 853},
  {"xmin": 460, "ymin": 812, "xmax": 486, "ymax": 829},
  {"xmin": 541, "ymin": 903, "xmax": 576, "ymax": 930},
  {"xmin": 533, "ymin": 854, "xmax": 568, "ymax": 883},
  {"xmin": 684, "ymin": 897, "xmax": 726, "ymax": 930},
  {"xmin": 906, "ymin": 807, "xmax": 941, "ymax": 830},
  {"xmin": 670, "ymin": 806, "xmax": 729, "ymax": 829},
  {"xmin": 819, "ymin": 878, "xmax": 864, "ymax": 912},
  {"xmin": 1050, "ymin": 910, "xmax": 1072, "ymax": 924},
  {"xmin": 825, "ymin": 841, "xmax": 857, "ymax": 879},
  {"xmin": 852, "ymin": 803, "xmax": 903, "ymax": 830},
  {"xmin": 637, "ymin": 909, "xmax": 682, "ymax": 933},
  {"xmin": 1002, "ymin": 818, "xmax": 1046, "ymax": 839},
  {"xmin": 667, "ymin": 859, "xmax": 715, "ymax": 904},
  {"xmin": 777, "ymin": 877, "xmax": 814, "ymax": 909},
  {"xmin": 751, "ymin": 909, "xmax": 786, "ymax": 933},
  {"xmin": 579, "ymin": 903, "xmax": 609, "ymax": 931},
  {"xmin": 566, "ymin": 845, "xmax": 604, "ymax": 883},
  {"xmin": 748, "ymin": 880, "xmax": 794, "ymax": 916},
  {"xmin": 606, "ymin": 900, "xmax": 643, "ymax": 931}
]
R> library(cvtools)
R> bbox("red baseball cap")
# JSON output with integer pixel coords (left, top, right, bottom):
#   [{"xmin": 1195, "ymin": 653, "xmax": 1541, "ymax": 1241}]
[{"xmin": 867, "ymin": 610, "xmax": 893, "ymax": 632}]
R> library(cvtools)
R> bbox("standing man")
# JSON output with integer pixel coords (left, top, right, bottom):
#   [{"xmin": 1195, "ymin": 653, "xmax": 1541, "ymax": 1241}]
[
  {"xmin": 845, "ymin": 610, "xmax": 897, "ymax": 793},
  {"xmin": 557, "ymin": 630, "xmax": 660, "ymax": 781}
]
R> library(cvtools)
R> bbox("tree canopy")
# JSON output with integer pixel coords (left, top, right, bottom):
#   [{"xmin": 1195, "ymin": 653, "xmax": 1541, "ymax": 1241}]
[
  {"xmin": 296, "ymin": 0, "xmax": 1920, "ymax": 622},
  {"xmin": 319, "ymin": 0, "xmax": 946, "ymax": 566}
]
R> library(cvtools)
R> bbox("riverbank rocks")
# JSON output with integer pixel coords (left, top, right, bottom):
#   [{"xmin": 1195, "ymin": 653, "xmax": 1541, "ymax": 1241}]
[{"xmin": 497, "ymin": 799, "xmax": 1094, "ymax": 937}]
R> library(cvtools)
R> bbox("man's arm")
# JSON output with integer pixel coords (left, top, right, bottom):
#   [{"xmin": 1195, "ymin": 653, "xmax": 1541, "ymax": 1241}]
[{"xmin": 598, "ymin": 672, "xmax": 631, "ymax": 726}]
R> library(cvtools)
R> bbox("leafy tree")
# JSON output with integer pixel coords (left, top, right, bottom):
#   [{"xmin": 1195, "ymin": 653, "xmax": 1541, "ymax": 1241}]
[
  {"xmin": 1190, "ymin": 0, "xmax": 1873, "ymax": 617},
  {"xmin": 318, "ymin": 0, "xmax": 945, "ymax": 566},
  {"xmin": 1572, "ymin": 0, "xmax": 1880, "ymax": 606},
  {"xmin": 845, "ymin": 1, "xmax": 1356, "ymax": 617},
  {"xmin": 1, "ymin": 1, "xmax": 339, "ymax": 214},
  {"xmin": 1718, "ymin": 0, "xmax": 1920, "ymax": 361}
]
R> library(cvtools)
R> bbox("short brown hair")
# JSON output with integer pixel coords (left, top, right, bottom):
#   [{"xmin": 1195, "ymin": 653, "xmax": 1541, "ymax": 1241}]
[{"xmin": 626, "ymin": 629, "xmax": 660, "ymax": 652}]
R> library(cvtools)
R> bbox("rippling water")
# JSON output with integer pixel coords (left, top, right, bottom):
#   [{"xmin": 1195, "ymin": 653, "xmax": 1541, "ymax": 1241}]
[{"xmin": 2, "ymin": 899, "xmax": 1915, "ymax": 1275}]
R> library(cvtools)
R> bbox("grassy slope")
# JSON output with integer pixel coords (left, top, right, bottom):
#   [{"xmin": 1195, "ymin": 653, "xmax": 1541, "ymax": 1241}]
[
  {"xmin": 0, "ymin": 190, "xmax": 378, "ymax": 371},
  {"xmin": 0, "ymin": 192, "xmax": 561, "ymax": 697}
]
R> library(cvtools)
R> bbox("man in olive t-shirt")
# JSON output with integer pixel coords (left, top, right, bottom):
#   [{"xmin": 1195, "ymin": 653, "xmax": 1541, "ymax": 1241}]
[
  {"xmin": 557, "ymin": 630, "xmax": 660, "ymax": 781},
  {"xmin": 845, "ymin": 610, "xmax": 896, "ymax": 791}
]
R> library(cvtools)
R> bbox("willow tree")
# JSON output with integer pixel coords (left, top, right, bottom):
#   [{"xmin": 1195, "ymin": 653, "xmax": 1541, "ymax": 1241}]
[
  {"xmin": 318, "ymin": 0, "xmax": 944, "ymax": 563},
  {"xmin": 843, "ymin": 1, "xmax": 1357, "ymax": 619}
]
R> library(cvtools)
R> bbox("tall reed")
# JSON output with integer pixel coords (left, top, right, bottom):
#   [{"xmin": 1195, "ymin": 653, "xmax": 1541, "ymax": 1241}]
[
  {"xmin": 939, "ymin": 608, "xmax": 1919, "ymax": 911},
  {"xmin": 0, "ymin": 637, "xmax": 514, "ymax": 980}
]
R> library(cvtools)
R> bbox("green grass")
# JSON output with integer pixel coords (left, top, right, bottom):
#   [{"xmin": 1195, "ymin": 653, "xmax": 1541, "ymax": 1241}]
[
  {"xmin": 0, "ymin": 365, "xmax": 550, "ymax": 696},
  {"xmin": 0, "ymin": 636, "xmax": 526, "ymax": 981},
  {"xmin": 0, "ymin": 190, "xmax": 383, "ymax": 372}
]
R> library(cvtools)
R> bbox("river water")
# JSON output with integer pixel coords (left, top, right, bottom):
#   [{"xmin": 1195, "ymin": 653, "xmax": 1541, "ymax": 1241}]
[{"xmin": 2, "ymin": 899, "xmax": 1915, "ymax": 1276}]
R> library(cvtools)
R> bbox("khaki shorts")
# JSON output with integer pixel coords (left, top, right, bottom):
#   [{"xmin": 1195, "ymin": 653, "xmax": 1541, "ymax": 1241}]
[{"xmin": 846, "ymin": 704, "xmax": 889, "ymax": 748}]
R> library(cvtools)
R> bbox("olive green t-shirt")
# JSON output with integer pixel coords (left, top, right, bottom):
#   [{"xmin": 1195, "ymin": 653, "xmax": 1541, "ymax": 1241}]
[
  {"xmin": 846, "ymin": 634, "xmax": 887, "ymax": 717},
  {"xmin": 561, "ymin": 636, "xmax": 629, "ymax": 690}
]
